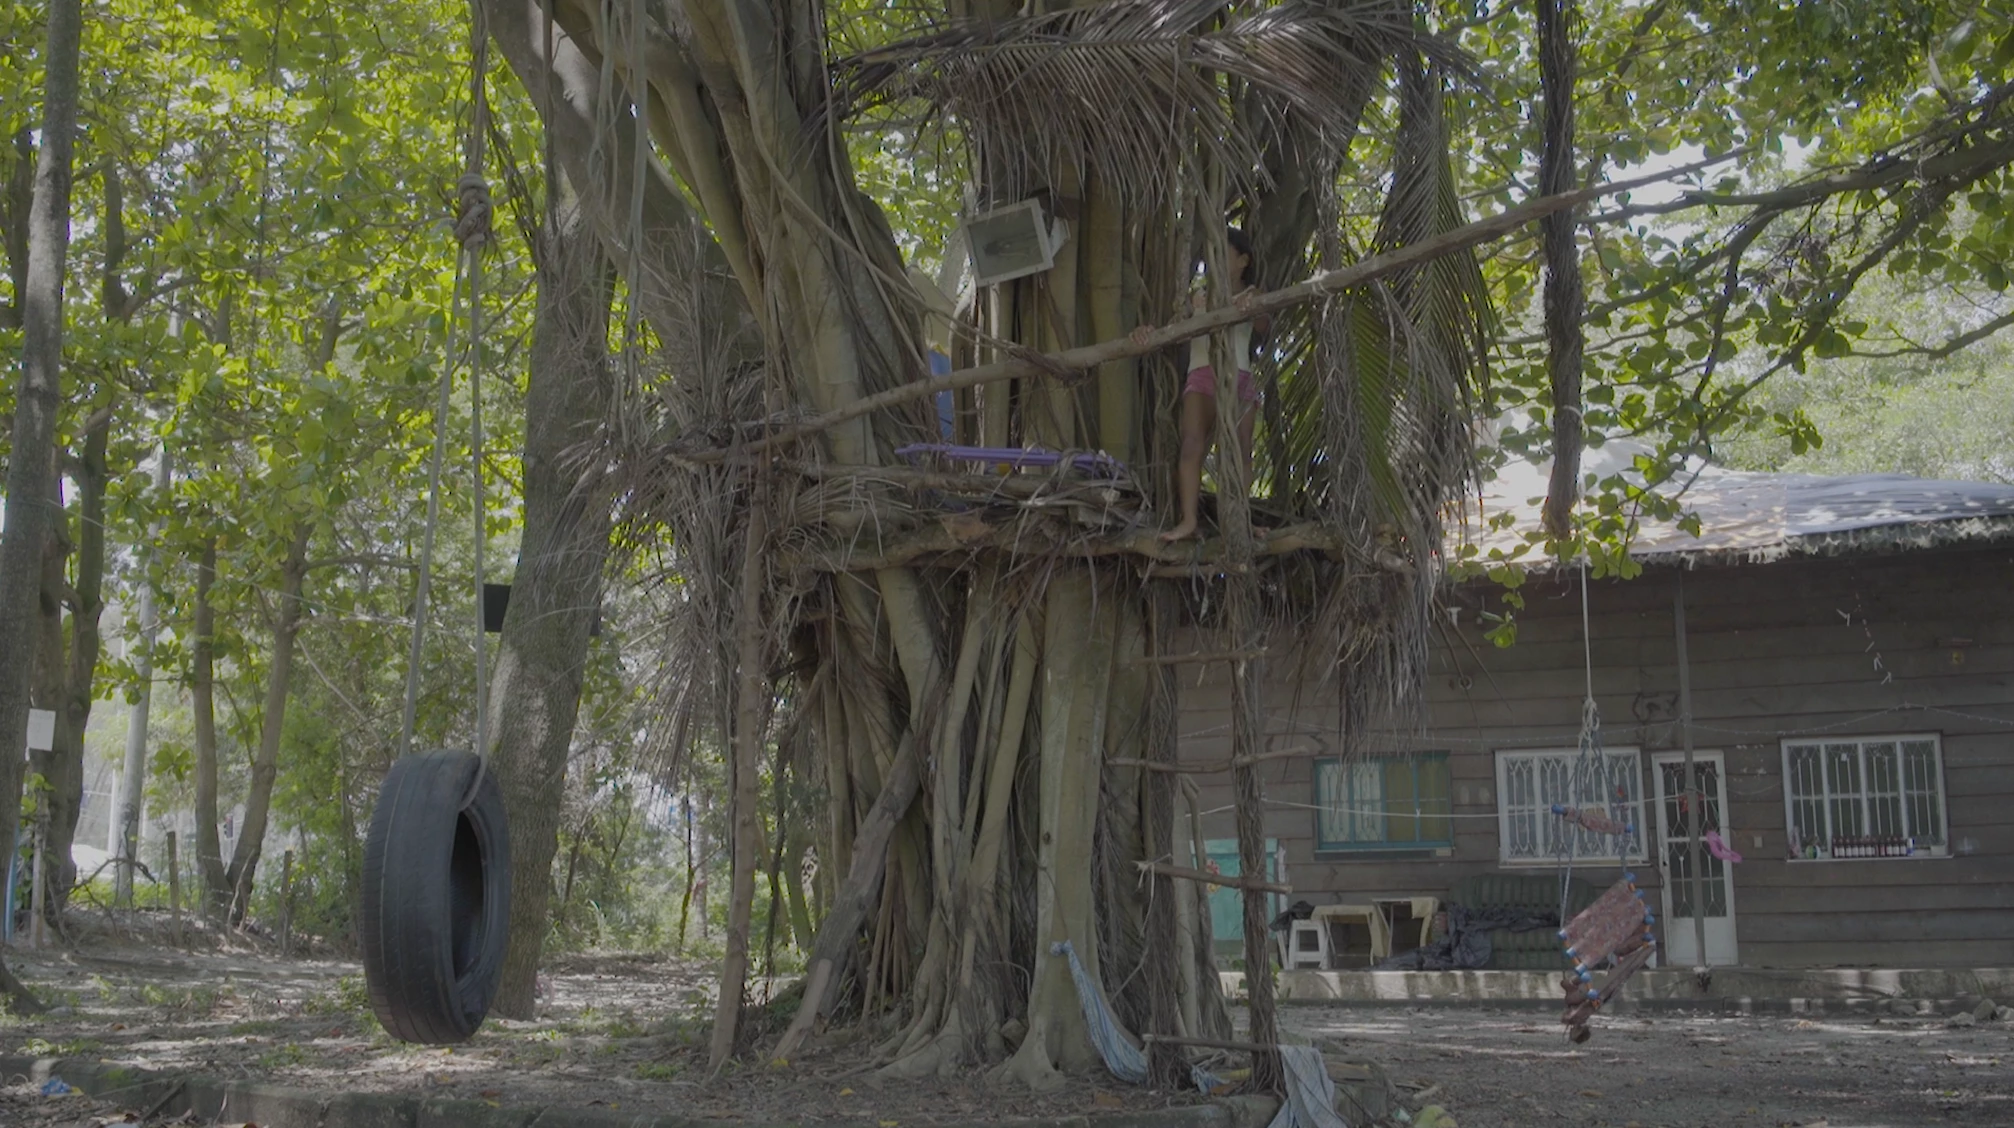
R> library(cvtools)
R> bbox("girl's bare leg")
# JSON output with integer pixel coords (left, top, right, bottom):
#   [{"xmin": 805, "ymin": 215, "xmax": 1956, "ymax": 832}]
[{"xmin": 1163, "ymin": 390, "xmax": 1216, "ymax": 541}]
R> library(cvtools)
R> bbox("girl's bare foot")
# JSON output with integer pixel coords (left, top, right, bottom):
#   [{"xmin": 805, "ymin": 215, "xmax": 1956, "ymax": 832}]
[{"xmin": 1160, "ymin": 518, "xmax": 1199, "ymax": 543}]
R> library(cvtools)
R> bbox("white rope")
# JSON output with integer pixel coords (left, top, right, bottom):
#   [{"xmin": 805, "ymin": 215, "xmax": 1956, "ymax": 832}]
[
  {"xmin": 395, "ymin": 317, "xmax": 458, "ymax": 761},
  {"xmin": 465, "ymin": 1, "xmax": 493, "ymax": 768},
  {"xmin": 1557, "ymin": 558, "xmax": 1635, "ymax": 924},
  {"xmin": 396, "ymin": 2, "xmax": 493, "ymax": 775}
]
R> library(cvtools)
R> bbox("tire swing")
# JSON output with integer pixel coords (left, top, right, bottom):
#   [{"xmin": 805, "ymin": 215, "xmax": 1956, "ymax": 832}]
[
  {"xmin": 361, "ymin": 750, "xmax": 510, "ymax": 1043},
  {"xmin": 358, "ymin": 9, "xmax": 510, "ymax": 1045}
]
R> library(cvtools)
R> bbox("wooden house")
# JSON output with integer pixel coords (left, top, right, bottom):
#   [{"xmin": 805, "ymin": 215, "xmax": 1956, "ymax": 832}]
[{"xmin": 1176, "ymin": 444, "xmax": 2014, "ymax": 970}]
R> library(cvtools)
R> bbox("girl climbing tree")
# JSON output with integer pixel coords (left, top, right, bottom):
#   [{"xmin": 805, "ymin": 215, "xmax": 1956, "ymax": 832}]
[{"xmin": 1154, "ymin": 226, "xmax": 1266, "ymax": 543}]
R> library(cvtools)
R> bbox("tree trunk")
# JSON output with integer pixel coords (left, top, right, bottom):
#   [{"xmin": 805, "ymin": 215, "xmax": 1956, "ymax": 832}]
[
  {"xmin": 115, "ymin": 453, "xmax": 169, "ymax": 907},
  {"xmin": 492, "ymin": 0, "xmax": 1499, "ymax": 1089},
  {"xmin": 1, "ymin": 129, "xmax": 32, "ymax": 329},
  {"xmin": 783, "ymin": 833, "xmax": 815, "ymax": 953},
  {"xmin": 32, "ymin": 418, "xmax": 108, "ymax": 915},
  {"xmin": 0, "ymin": 0, "xmax": 81, "ymax": 1015},
  {"xmin": 991, "ymin": 572, "xmax": 1119, "ymax": 1089},
  {"xmin": 710, "ymin": 504, "xmax": 771, "ymax": 1072},
  {"xmin": 480, "ymin": 0, "xmax": 747, "ymax": 347},
  {"xmin": 1538, "ymin": 0, "xmax": 1586, "ymax": 537},
  {"xmin": 191, "ymin": 538, "xmax": 231, "ymax": 912},
  {"xmin": 219, "ymin": 523, "xmax": 310, "ymax": 921},
  {"xmin": 106, "ymin": 167, "xmax": 157, "ymax": 908},
  {"xmin": 678, "ymin": 793, "xmax": 696, "ymax": 954},
  {"xmin": 487, "ymin": 188, "xmax": 616, "ymax": 1018}
]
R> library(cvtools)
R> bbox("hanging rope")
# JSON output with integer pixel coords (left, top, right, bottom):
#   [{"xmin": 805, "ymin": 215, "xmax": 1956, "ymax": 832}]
[
  {"xmin": 1557, "ymin": 558, "xmax": 1629, "ymax": 925},
  {"xmin": 396, "ymin": 0, "xmax": 493, "ymax": 768}
]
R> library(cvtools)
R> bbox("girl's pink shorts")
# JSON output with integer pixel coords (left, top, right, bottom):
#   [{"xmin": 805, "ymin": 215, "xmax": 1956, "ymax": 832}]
[{"xmin": 1183, "ymin": 366, "xmax": 1258, "ymax": 404}]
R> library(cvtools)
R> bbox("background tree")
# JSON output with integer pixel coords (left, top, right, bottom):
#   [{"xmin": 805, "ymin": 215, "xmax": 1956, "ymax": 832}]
[{"xmin": 0, "ymin": 0, "xmax": 80, "ymax": 1010}]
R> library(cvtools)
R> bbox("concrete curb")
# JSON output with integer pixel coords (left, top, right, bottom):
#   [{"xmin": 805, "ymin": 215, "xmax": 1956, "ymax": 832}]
[
  {"xmin": 0, "ymin": 1055, "xmax": 1254, "ymax": 1128},
  {"xmin": 1232, "ymin": 966, "xmax": 2014, "ymax": 1014}
]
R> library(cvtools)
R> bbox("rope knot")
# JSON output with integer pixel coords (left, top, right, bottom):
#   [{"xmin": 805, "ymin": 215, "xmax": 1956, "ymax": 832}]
[{"xmin": 454, "ymin": 172, "xmax": 492, "ymax": 251}]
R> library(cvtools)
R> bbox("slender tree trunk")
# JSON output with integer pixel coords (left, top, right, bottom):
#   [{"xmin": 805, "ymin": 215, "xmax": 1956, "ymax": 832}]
[
  {"xmin": 710, "ymin": 504, "xmax": 770, "ymax": 1072},
  {"xmin": 489, "ymin": 192, "xmax": 615, "ymax": 1019},
  {"xmin": 0, "ymin": 0, "xmax": 81, "ymax": 1013},
  {"xmin": 32, "ymin": 418, "xmax": 108, "ymax": 914},
  {"xmin": 220, "ymin": 522, "xmax": 310, "ymax": 921},
  {"xmin": 108, "ymin": 169, "xmax": 159, "ymax": 907},
  {"xmin": 559, "ymin": 824, "xmax": 586, "ymax": 921},
  {"xmin": 191, "ymin": 538, "xmax": 230, "ymax": 912},
  {"xmin": 216, "ymin": 304, "xmax": 341, "ymax": 923},
  {"xmin": 783, "ymin": 833, "xmax": 815, "ymax": 953},
  {"xmin": 27, "ymin": 490, "xmax": 67, "ymax": 930},
  {"xmin": 115, "ymin": 454, "xmax": 169, "ymax": 906},
  {"xmin": 1202, "ymin": 220, "xmax": 1283, "ymax": 1090},
  {"xmin": 1, "ymin": 129, "xmax": 32, "ymax": 328},
  {"xmin": 677, "ymin": 793, "xmax": 696, "ymax": 954}
]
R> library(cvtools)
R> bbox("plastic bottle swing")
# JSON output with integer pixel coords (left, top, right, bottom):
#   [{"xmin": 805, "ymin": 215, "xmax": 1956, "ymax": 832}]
[
  {"xmin": 1551, "ymin": 565, "xmax": 1657, "ymax": 1044},
  {"xmin": 357, "ymin": 14, "xmax": 511, "ymax": 1045}
]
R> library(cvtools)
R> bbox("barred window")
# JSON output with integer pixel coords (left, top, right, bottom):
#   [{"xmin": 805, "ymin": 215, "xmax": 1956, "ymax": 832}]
[
  {"xmin": 1495, "ymin": 747, "xmax": 1647, "ymax": 864},
  {"xmin": 1782, "ymin": 736, "xmax": 1947, "ymax": 858}
]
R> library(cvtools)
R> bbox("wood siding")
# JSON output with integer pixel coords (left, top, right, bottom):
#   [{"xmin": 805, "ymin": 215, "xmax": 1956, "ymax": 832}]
[{"xmin": 1173, "ymin": 544, "xmax": 2014, "ymax": 968}]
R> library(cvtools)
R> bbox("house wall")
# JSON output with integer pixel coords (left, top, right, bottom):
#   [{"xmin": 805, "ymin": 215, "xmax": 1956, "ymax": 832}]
[{"xmin": 1173, "ymin": 543, "xmax": 2014, "ymax": 968}]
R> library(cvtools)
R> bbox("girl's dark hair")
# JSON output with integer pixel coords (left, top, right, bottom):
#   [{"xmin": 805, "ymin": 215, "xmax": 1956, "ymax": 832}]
[
  {"xmin": 1225, "ymin": 227, "xmax": 1265, "ymax": 355},
  {"xmin": 1227, "ymin": 227, "xmax": 1256, "ymax": 286}
]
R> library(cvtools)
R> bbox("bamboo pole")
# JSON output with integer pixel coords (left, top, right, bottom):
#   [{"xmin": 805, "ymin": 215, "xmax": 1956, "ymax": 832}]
[
  {"xmin": 1127, "ymin": 649, "xmax": 1269, "ymax": 666},
  {"xmin": 1108, "ymin": 748, "xmax": 1306, "ymax": 774},
  {"xmin": 29, "ymin": 818, "xmax": 46, "ymax": 949},
  {"xmin": 278, "ymin": 849, "xmax": 295, "ymax": 955},
  {"xmin": 1673, "ymin": 572, "xmax": 1710, "ymax": 977},
  {"xmin": 1135, "ymin": 861, "xmax": 1291, "ymax": 894},
  {"xmin": 167, "ymin": 830, "xmax": 181, "ymax": 946}
]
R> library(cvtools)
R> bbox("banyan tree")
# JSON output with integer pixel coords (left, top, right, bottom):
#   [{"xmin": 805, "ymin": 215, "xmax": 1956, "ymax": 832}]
[{"xmin": 481, "ymin": 0, "xmax": 1569, "ymax": 1090}]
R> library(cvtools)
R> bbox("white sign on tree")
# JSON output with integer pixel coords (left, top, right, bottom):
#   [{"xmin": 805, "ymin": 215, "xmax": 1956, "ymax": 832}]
[{"xmin": 26, "ymin": 708, "xmax": 55, "ymax": 752}]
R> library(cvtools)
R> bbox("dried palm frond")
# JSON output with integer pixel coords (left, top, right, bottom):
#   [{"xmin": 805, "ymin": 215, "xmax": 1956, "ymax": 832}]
[
  {"xmin": 833, "ymin": 0, "xmax": 1461, "ymax": 203},
  {"xmin": 1278, "ymin": 57, "xmax": 1493, "ymax": 747}
]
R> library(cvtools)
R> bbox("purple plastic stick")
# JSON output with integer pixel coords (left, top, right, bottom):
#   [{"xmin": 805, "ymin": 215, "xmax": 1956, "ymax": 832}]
[{"xmin": 894, "ymin": 443, "xmax": 1128, "ymax": 478}]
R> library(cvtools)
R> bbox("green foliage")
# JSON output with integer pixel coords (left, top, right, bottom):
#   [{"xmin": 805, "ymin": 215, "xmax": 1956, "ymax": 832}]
[
  {"xmin": 4, "ymin": 0, "xmax": 2011, "ymax": 989},
  {"xmin": 1445, "ymin": 0, "xmax": 2014, "ymax": 584}
]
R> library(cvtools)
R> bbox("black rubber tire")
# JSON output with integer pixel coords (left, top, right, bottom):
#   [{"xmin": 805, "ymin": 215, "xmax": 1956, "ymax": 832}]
[{"xmin": 360, "ymin": 749, "xmax": 511, "ymax": 1044}]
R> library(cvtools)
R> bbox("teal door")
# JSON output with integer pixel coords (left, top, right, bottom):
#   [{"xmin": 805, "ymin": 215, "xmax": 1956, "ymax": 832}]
[{"xmin": 1197, "ymin": 838, "xmax": 1282, "ymax": 957}]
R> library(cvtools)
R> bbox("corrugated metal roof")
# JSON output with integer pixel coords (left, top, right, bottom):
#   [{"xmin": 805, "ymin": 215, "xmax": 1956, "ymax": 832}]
[{"xmin": 1465, "ymin": 439, "xmax": 2014, "ymax": 561}]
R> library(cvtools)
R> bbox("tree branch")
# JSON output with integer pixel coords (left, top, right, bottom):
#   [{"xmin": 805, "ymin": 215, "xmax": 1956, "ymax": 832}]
[
  {"xmin": 305, "ymin": 554, "xmax": 417, "ymax": 571},
  {"xmin": 676, "ymin": 156, "xmax": 1736, "ymax": 465},
  {"xmin": 1850, "ymin": 310, "xmax": 2014, "ymax": 360},
  {"xmin": 1587, "ymin": 134, "xmax": 2014, "ymax": 225}
]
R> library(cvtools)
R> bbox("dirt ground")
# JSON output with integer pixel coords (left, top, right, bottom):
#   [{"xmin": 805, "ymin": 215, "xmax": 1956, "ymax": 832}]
[
  {"xmin": 1285, "ymin": 1002, "xmax": 2014, "ymax": 1128},
  {"xmin": 0, "ymin": 916, "xmax": 1207, "ymax": 1126},
  {"xmin": 0, "ymin": 921, "xmax": 2008, "ymax": 1127}
]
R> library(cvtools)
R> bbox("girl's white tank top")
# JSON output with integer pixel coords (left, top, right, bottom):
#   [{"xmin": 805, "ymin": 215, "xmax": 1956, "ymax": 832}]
[{"xmin": 1187, "ymin": 321, "xmax": 1253, "ymax": 373}]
